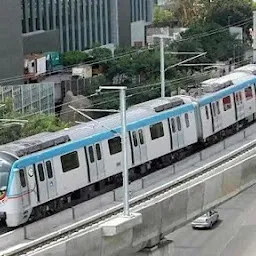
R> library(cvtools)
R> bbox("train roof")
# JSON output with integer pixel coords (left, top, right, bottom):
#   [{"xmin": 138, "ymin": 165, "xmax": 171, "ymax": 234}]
[
  {"xmin": 201, "ymin": 72, "xmax": 255, "ymax": 93},
  {"xmin": 233, "ymin": 64, "xmax": 256, "ymax": 75},
  {"xmin": 0, "ymin": 96, "xmax": 194, "ymax": 157},
  {"xmin": 199, "ymin": 75, "xmax": 256, "ymax": 106}
]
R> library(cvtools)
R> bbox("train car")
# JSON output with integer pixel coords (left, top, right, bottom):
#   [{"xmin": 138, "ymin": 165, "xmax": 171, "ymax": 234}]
[
  {"xmin": 0, "ymin": 96, "xmax": 198, "ymax": 227},
  {"xmin": 199, "ymin": 65, "xmax": 256, "ymax": 142}
]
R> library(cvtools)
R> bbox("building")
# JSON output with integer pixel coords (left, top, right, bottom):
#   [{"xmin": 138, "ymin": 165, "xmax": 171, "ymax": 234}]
[
  {"xmin": 0, "ymin": 0, "xmax": 24, "ymax": 84},
  {"xmin": 0, "ymin": 0, "xmax": 155, "ymax": 86},
  {"xmin": 21, "ymin": 0, "xmax": 155, "ymax": 53}
]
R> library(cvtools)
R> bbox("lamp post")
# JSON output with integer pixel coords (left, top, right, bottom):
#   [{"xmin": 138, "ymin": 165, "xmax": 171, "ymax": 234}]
[
  {"xmin": 152, "ymin": 34, "xmax": 207, "ymax": 97},
  {"xmin": 97, "ymin": 86, "xmax": 129, "ymax": 216}
]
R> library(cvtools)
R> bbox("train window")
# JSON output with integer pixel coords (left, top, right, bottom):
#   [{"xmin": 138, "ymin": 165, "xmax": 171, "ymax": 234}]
[
  {"xmin": 19, "ymin": 169, "xmax": 26, "ymax": 188},
  {"xmin": 96, "ymin": 144, "xmax": 102, "ymax": 160},
  {"xmin": 216, "ymin": 101, "xmax": 220, "ymax": 114},
  {"xmin": 61, "ymin": 151, "xmax": 80, "ymax": 172},
  {"xmin": 171, "ymin": 118, "xmax": 176, "ymax": 132},
  {"xmin": 245, "ymin": 86, "xmax": 253, "ymax": 100},
  {"xmin": 108, "ymin": 137, "xmax": 122, "ymax": 155},
  {"xmin": 177, "ymin": 117, "xmax": 181, "ymax": 131},
  {"xmin": 185, "ymin": 113, "xmax": 190, "ymax": 128},
  {"xmin": 138, "ymin": 129, "xmax": 144, "ymax": 144},
  {"xmin": 46, "ymin": 161, "xmax": 53, "ymax": 179},
  {"xmin": 150, "ymin": 122, "xmax": 164, "ymax": 140},
  {"xmin": 223, "ymin": 96, "xmax": 232, "ymax": 111},
  {"xmin": 37, "ymin": 163, "xmax": 45, "ymax": 181},
  {"xmin": 88, "ymin": 146, "xmax": 94, "ymax": 163},
  {"xmin": 132, "ymin": 131, "xmax": 138, "ymax": 147},
  {"xmin": 205, "ymin": 106, "xmax": 209, "ymax": 119}
]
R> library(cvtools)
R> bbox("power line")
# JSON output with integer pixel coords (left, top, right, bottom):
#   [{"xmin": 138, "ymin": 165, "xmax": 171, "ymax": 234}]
[{"xmin": 0, "ymin": 17, "xmax": 251, "ymax": 84}]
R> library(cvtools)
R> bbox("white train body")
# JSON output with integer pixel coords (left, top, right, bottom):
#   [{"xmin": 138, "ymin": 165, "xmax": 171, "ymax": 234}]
[{"xmin": 0, "ymin": 64, "xmax": 256, "ymax": 227}]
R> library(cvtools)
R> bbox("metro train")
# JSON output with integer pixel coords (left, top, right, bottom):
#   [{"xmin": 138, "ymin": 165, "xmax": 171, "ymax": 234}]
[{"xmin": 1, "ymin": 64, "xmax": 256, "ymax": 227}]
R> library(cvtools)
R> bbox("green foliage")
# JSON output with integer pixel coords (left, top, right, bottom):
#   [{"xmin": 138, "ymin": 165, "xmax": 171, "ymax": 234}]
[
  {"xmin": 153, "ymin": 5, "xmax": 174, "ymax": 26},
  {"xmin": 0, "ymin": 99, "xmax": 70, "ymax": 145},
  {"xmin": 105, "ymin": 48, "xmax": 178, "ymax": 83},
  {"xmin": 90, "ymin": 47, "xmax": 113, "ymax": 61},
  {"xmin": 21, "ymin": 115, "xmax": 69, "ymax": 138},
  {"xmin": 62, "ymin": 51, "xmax": 90, "ymax": 66},
  {"xmin": 175, "ymin": 22, "xmax": 245, "ymax": 63},
  {"xmin": 204, "ymin": 0, "xmax": 253, "ymax": 28}
]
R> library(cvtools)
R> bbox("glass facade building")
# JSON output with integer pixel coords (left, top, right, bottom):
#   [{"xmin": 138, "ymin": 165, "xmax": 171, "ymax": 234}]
[
  {"xmin": 21, "ymin": 0, "xmax": 154, "ymax": 53},
  {"xmin": 130, "ymin": 0, "xmax": 151, "ymax": 23},
  {"xmin": 21, "ymin": 0, "xmax": 113, "ymax": 52}
]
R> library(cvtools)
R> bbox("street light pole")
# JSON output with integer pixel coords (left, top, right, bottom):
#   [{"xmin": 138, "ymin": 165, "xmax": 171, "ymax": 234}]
[
  {"xmin": 253, "ymin": 11, "xmax": 256, "ymax": 63},
  {"xmin": 153, "ymin": 34, "xmax": 207, "ymax": 97},
  {"xmin": 160, "ymin": 37, "xmax": 165, "ymax": 98},
  {"xmin": 119, "ymin": 87, "xmax": 129, "ymax": 216},
  {"xmin": 97, "ymin": 85, "xmax": 130, "ymax": 216}
]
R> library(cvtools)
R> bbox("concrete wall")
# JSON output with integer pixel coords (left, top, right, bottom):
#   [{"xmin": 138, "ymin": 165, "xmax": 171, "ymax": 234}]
[
  {"xmin": 0, "ymin": 0, "xmax": 23, "ymax": 84},
  {"xmin": 5, "ymin": 144, "xmax": 256, "ymax": 256},
  {"xmin": 22, "ymin": 30, "xmax": 60, "ymax": 54}
]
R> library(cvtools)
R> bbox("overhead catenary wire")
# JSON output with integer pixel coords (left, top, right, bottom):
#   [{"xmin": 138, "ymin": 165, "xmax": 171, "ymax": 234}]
[
  {"xmin": 0, "ymin": 17, "xmax": 252, "ymax": 84},
  {"xmin": 9, "ymin": 53, "xmax": 250, "ymax": 121}
]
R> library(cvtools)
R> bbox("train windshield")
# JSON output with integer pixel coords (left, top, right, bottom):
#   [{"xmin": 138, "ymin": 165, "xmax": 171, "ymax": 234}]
[{"xmin": 0, "ymin": 153, "xmax": 17, "ymax": 191}]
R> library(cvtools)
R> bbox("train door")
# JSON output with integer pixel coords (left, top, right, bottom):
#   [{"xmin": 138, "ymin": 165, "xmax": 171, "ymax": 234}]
[
  {"xmin": 211, "ymin": 101, "xmax": 221, "ymax": 131},
  {"xmin": 95, "ymin": 143, "xmax": 105, "ymax": 179},
  {"xmin": 138, "ymin": 129, "xmax": 147, "ymax": 163},
  {"xmin": 86, "ymin": 146, "xmax": 98, "ymax": 182},
  {"xmin": 35, "ymin": 163, "xmax": 48, "ymax": 203},
  {"xmin": 26, "ymin": 165, "xmax": 38, "ymax": 205},
  {"xmin": 44, "ymin": 160, "xmax": 57, "ymax": 198},
  {"xmin": 130, "ymin": 131, "xmax": 141, "ymax": 165},
  {"xmin": 170, "ymin": 117, "xmax": 179, "ymax": 151},
  {"xmin": 235, "ymin": 91, "xmax": 245, "ymax": 120},
  {"xmin": 85, "ymin": 144, "xmax": 105, "ymax": 182},
  {"xmin": 19, "ymin": 169, "xmax": 30, "ymax": 207},
  {"xmin": 176, "ymin": 116, "xmax": 184, "ymax": 148},
  {"xmin": 130, "ymin": 129, "xmax": 148, "ymax": 165}
]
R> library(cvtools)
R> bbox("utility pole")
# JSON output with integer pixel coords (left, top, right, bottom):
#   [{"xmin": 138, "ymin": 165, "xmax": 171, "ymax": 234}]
[
  {"xmin": 97, "ymin": 86, "xmax": 129, "ymax": 216},
  {"xmin": 160, "ymin": 37, "xmax": 165, "ymax": 98},
  {"xmin": 253, "ymin": 11, "xmax": 256, "ymax": 63}
]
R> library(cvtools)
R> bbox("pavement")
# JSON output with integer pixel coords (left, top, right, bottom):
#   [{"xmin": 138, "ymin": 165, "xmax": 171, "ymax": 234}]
[{"xmin": 167, "ymin": 184, "xmax": 256, "ymax": 256}]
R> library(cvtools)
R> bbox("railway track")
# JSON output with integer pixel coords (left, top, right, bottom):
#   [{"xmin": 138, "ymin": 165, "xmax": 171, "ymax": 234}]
[{"xmin": 3, "ymin": 137, "xmax": 256, "ymax": 256}]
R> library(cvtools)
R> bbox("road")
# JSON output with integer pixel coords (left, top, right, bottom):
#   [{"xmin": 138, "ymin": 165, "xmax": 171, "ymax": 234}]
[{"xmin": 167, "ymin": 184, "xmax": 256, "ymax": 256}]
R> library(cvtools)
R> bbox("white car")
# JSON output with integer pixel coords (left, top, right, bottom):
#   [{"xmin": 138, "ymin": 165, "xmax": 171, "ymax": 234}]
[{"xmin": 191, "ymin": 210, "xmax": 219, "ymax": 229}]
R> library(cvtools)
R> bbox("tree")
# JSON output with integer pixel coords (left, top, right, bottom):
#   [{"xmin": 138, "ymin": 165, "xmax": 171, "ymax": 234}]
[
  {"xmin": 175, "ymin": 22, "xmax": 244, "ymax": 63},
  {"xmin": 90, "ymin": 47, "xmax": 112, "ymax": 61},
  {"xmin": 62, "ymin": 51, "xmax": 90, "ymax": 66},
  {"xmin": 153, "ymin": 5, "xmax": 174, "ymax": 26},
  {"xmin": 201, "ymin": 0, "xmax": 253, "ymax": 32}
]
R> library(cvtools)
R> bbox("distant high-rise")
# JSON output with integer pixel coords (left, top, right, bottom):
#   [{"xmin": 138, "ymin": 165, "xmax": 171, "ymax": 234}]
[
  {"xmin": 21, "ymin": 0, "xmax": 155, "ymax": 52},
  {"xmin": 0, "ymin": 0, "xmax": 155, "ymax": 83},
  {"xmin": 0, "ymin": 0, "xmax": 24, "ymax": 83}
]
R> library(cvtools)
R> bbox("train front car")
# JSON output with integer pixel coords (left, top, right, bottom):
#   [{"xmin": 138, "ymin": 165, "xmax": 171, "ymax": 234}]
[{"xmin": 0, "ymin": 152, "xmax": 25, "ymax": 227}]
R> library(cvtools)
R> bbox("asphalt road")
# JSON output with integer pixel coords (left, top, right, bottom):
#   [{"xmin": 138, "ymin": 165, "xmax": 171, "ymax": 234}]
[{"xmin": 167, "ymin": 184, "xmax": 256, "ymax": 256}]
